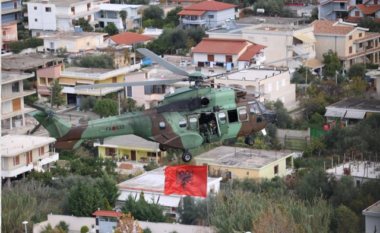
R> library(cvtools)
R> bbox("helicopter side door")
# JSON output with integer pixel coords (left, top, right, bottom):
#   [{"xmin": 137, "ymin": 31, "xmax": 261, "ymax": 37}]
[
  {"xmin": 237, "ymin": 106, "xmax": 251, "ymax": 136},
  {"xmin": 217, "ymin": 111, "xmax": 228, "ymax": 135},
  {"xmin": 187, "ymin": 114, "xmax": 199, "ymax": 132}
]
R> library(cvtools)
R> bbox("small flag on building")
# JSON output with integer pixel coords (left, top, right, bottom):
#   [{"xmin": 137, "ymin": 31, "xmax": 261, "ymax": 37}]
[{"xmin": 164, "ymin": 165, "xmax": 207, "ymax": 198}]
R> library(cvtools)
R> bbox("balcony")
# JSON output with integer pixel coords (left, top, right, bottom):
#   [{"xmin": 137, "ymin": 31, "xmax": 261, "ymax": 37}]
[
  {"xmin": 1, "ymin": 162, "xmax": 34, "ymax": 178},
  {"xmin": 56, "ymin": 7, "xmax": 100, "ymax": 19},
  {"xmin": 182, "ymin": 18, "xmax": 206, "ymax": 25},
  {"xmin": 62, "ymin": 86, "xmax": 124, "ymax": 96},
  {"xmin": 38, "ymin": 152, "xmax": 59, "ymax": 166},
  {"xmin": 2, "ymin": 34, "xmax": 16, "ymax": 41}
]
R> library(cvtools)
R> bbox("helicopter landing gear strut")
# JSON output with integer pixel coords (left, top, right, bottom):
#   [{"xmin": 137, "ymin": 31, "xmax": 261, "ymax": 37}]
[
  {"xmin": 182, "ymin": 150, "xmax": 193, "ymax": 163},
  {"xmin": 159, "ymin": 144, "xmax": 167, "ymax": 151},
  {"xmin": 245, "ymin": 136, "xmax": 255, "ymax": 146}
]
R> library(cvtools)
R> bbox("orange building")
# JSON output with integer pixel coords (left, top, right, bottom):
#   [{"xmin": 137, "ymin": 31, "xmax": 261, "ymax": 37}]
[{"xmin": 1, "ymin": 22, "xmax": 18, "ymax": 51}]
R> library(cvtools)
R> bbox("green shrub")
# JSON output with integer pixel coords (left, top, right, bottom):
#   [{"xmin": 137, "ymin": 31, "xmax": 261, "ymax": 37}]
[{"xmin": 80, "ymin": 225, "xmax": 89, "ymax": 233}]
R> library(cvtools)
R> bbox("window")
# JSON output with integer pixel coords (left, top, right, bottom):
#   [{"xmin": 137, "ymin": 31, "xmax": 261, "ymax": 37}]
[
  {"xmin": 356, "ymin": 180, "xmax": 361, "ymax": 187},
  {"xmin": 34, "ymin": 6, "xmax": 37, "ymax": 10},
  {"xmin": 227, "ymin": 110, "xmax": 238, "ymax": 123},
  {"xmin": 267, "ymin": 83, "xmax": 272, "ymax": 92},
  {"xmin": 208, "ymin": 15, "xmax": 214, "ymax": 18},
  {"xmin": 12, "ymin": 82, "xmax": 19, "ymax": 92},
  {"xmin": 179, "ymin": 118, "xmax": 187, "ymax": 128},
  {"xmin": 355, "ymin": 11, "xmax": 360, "ymax": 16},
  {"xmin": 246, "ymin": 171, "xmax": 249, "ymax": 175},
  {"xmin": 349, "ymin": 35, "xmax": 352, "ymax": 40},
  {"xmin": 127, "ymin": 86, "xmax": 132, "ymax": 97},
  {"xmin": 282, "ymin": 78, "xmax": 286, "ymax": 86},
  {"xmin": 359, "ymin": 33, "xmax": 362, "ymax": 37},
  {"xmin": 35, "ymin": 18, "xmax": 38, "ymax": 22},
  {"xmin": 40, "ymin": 78, "xmax": 46, "ymax": 86},
  {"xmin": 349, "ymin": 46, "xmax": 352, "ymax": 54},
  {"xmin": 276, "ymin": 81, "xmax": 279, "ymax": 90},
  {"xmin": 26, "ymin": 151, "xmax": 33, "ymax": 163},
  {"xmin": 112, "ymin": 77, "xmax": 117, "ymax": 83},
  {"xmin": 239, "ymin": 108, "xmax": 248, "ymax": 121},
  {"xmin": 13, "ymin": 156, "xmax": 20, "ymax": 166},
  {"xmin": 274, "ymin": 165, "xmax": 279, "ymax": 175},
  {"xmin": 359, "ymin": 43, "xmax": 363, "ymax": 48},
  {"xmin": 159, "ymin": 122, "xmax": 166, "ymax": 130},
  {"xmin": 86, "ymin": 41, "xmax": 90, "ymax": 46},
  {"xmin": 105, "ymin": 148, "xmax": 115, "ymax": 156},
  {"xmin": 39, "ymin": 146, "xmax": 45, "ymax": 156},
  {"xmin": 375, "ymin": 0, "xmax": 378, "ymax": 4},
  {"xmin": 218, "ymin": 112, "xmax": 226, "ymax": 124},
  {"xmin": 45, "ymin": 7, "xmax": 51, "ymax": 12},
  {"xmin": 88, "ymin": 15, "xmax": 91, "ymax": 21},
  {"xmin": 189, "ymin": 117, "xmax": 198, "ymax": 130}
]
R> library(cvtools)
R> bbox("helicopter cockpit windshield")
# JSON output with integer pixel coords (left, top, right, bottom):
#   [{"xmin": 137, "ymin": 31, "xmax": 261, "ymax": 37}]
[{"xmin": 249, "ymin": 101, "xmax": 276, "ymax": 123}]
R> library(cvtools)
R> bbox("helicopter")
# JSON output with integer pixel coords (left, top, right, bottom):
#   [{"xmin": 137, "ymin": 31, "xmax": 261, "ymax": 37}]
[{"xmin": 28, "ymin": 48, "xmax": 277, "ymax": 163}]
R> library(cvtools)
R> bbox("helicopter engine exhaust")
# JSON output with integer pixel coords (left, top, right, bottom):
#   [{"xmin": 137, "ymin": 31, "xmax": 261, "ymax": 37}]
[{"xmin": 201, "ymin": 97, "xmax": 210, "ymax": 106}]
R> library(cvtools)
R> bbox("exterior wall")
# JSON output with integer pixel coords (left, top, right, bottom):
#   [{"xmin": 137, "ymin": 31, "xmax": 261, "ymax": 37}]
[
  {"xmin": 123, "ymin": 72, "xmax": 149, "ymax": 108},
  {"xmin": 27, "ymin": 3, "xmax": 57, "ymax": 31},
  {"xmin": 258, "ymin": 157, "xmax": 288, "ymax": 179},
  {"xmin": 1, "ymin": 23, "xmax": 18, "ymax": 49},
  {"xmin": 213, "ymin": 8, "xmax": 235, "ymax": 28},
  {"xmin": 1, "ymin": 0, "xmax": 22, "ymax": 24},
  {"xmin": 1, "ymin": 81, "xmax": 24, "ymax": 115},
  {"xmin": 208, "ymin": 165, "xmax": 260, "ymax": 179},
  {"xmin": 43, "ymin": 35, "xmax": 104, "ymax": 53},
  {"xmin": 365, "ymin": 215, "xmax": 380, "ymax": 233},
  {"xmin": 314, "ymin": 35, "xmax": 346, "ymax": 61},
  {"xmin": 37, "ymin": 64, "xmax": 63, "ymax": 96},
  {"xmin": 98, "ymin": 146, "xmax": 162, "ymax": 163}
]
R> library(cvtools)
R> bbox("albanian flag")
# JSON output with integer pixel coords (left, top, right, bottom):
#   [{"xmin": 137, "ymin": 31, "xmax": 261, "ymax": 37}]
[{"xmin": 164, "ymin": 165, "xmax": 207, "ymax": 198}]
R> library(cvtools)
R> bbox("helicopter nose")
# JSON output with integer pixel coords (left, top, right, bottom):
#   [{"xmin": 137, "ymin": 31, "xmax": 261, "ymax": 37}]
[{"xmin": 266, "ymin": 111, "xmax": 277, "ymax": 123}]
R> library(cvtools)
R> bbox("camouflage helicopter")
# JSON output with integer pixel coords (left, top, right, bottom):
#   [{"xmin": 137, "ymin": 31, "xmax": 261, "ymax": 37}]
[{"xmin": 29, "ymin": 48, "xmax": 277, "ymax": 163}]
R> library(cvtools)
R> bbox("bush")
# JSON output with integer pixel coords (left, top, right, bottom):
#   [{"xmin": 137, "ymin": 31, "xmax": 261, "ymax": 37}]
[
  {"xmin": 9, "ymin": 37, "xmax": 43, "ymax": 53},
  {"xmin": 80, "ymin": 225, "xmax": 89, "ymax": 233}
]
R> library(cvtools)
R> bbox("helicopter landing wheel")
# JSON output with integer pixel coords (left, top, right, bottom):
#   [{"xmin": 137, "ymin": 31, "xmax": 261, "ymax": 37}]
[
  {"xmin": 182, "ymin": 150, "xmax": 193, "ymax": 163},
  {"xmin": 159, "ymin": 144, "xmax": 167, "ymax": 151},
  {"xmin": 245, "ymin": 136, "xmax": 255, "ymax": 146}
]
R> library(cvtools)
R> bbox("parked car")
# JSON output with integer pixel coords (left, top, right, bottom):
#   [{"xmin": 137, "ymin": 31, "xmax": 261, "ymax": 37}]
[{"xmin": 179, "ymin": 60, "xmax": 187, "ymax": 67}]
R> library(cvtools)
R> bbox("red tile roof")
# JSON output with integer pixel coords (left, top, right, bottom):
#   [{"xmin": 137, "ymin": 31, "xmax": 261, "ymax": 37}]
[
  {"xmin": 183, "ymin": 1, "xmax": 236, "ymax": 11},
  {"xmin": 311, "ymin": 20, "xmax": 356, "ymax": 35},
  {"xmin": 351, "ymin": 4, "xmax": 380, "ymax": 14},
  {"xmin": 177, "ymin": 10, "xmax": 205, "ymax": 15},
  {"xmin": 92, "ymin": 210, "xmax": 123, "ymax": 218},
  {"xmin": 107, "ymin": 32, "xmax": 155, "ymax": 45},
  {"xmin": 339, "ymin": 46, "xmax": 380, "ymax": 59},
  {"xmin": 191, "ymin": 38, "xmax": 252, "ymax": 55},
  {"xmin": 348, "ymin": 5, "xmax": 355, "ymax": 11},
  {"xmin": 238, "ymin": 44, "xmax": 266, "ymax": 61},
  {"xmin": 354, "ymin": 32, "xmax": 380, "ymax": 42},
  {"xmin": 345, "ymin": 16, "xmax": 362, "ymax": 22}
]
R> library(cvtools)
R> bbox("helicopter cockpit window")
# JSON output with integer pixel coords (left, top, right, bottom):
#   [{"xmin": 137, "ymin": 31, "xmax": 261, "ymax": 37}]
[
  {"xmin": 239, "ymin": 108, "xmax": 248, "ymax": 121},
  {"xmin": 189, "ymin": 117, "xmax": 198, "ymax": 130},
  {"xmin": 179, "ymin": 118, "xmax": 187, "ymax": 128},
  {"xmin": 258, "ymin": 102, "xmax": 267, "ymax": 112},
  {"xmin": 159, "ymin": 122, "xmax": 166, "ymax": 130},
  {"xmin": 249, "ymin": 103, "xmax": 263, "ymax": 123},
  {"xmin": 218, "ymin": 112, "xmax": 226, "ymax": 124}
]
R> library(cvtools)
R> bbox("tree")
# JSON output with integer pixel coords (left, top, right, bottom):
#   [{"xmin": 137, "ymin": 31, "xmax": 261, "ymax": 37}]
[
  {"xmin": 310, "ymin": 7, "xmax": 318, "ymax": 22},
  {"xmin": 67, "ymin": 181, "xmax": 103, "ymax": 217},
  {"xmin": 119, "ymin": 10, "xmax": 128, "ymax": 31},
  {"xmin": 266, "ymin": 100, "xmax": 293, "ymax": 129},
  {"xmin": 187, "ymin": 26, "xmax": 208, "ymax": 44},
  {"xmin": 177, "ymin": 196, "xmax": 208, "ymax": 225},
  {"xmin": 94, "ymin": 172, "xmax": 120, "ymax": 206},
  {"xmin": 93, "ymin": 99, "xmax": 118, "ymax": 117},
  {"xmin": 164, "ymin": 7, "xmax": 182, "ymax": 27},
  {"xmin": 310, "ymin": 137, "xmax": 326, "ymax": 157},
  {"xmin": 75, "ymin": 18, "xmax": 94, "ymax": 32},
  {"xmin": 143, "ymin": 6, "xmax": 164, "ymax": 20},
  {"xmin": 295, "ymin": 168, "xmax": 333, "ymax": 201},
  {"xmin": 76, "ymin": 54, "xmax": 114, "ymax": 68},
  {"xmin": 331, "ymin": 205, "xmax": 359, "ymax": 233},
  {"xmin": 80, "ymin": 96, "xmax": 97, "ymax": 111},
  {"xmin": 40, "ymin": 224, "xmax": 66, "ymax": 233},
  {"xmin": 121, "ymin": 98, "xmax": 144, "ymax": 113},
  {"xmin": 322, "ymin": 49, "xmax": 342, "ymax": 77},
  {"xmin": 48, "ymin": 79, "xmax": 66, "ymax": 108},
  {"xmin": 359, "ymin": 17, "xmax": 380, "ymax": 32},
  {"xmin": 345, "ymin": 77, "xmax": 368, "ymax": 98},
  {"xmin": 121, "ymin": 194, "xmax": 167, "ymax": 222},
  {"xmin": 347, "ymin": 63, "xmax": 366, "ymax": 79},
  {"xmin": 104, "ymin": 22, "xmax": 119, "ymax": 36},
  {"xmin": 114, "ymin": 213, "xmax": 143, "ymax": 233},
  {"xmin": 9, "ymin": 37, "xmax": 43, "ymax": 53}
]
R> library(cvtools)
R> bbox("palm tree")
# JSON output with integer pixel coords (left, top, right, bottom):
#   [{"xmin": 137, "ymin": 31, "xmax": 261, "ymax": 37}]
[{"xmin": 119, "ymin": 10, "xmax": 128, "ymax": 32}]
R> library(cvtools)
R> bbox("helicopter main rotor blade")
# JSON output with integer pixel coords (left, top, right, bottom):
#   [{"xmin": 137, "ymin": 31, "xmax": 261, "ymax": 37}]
[
  {"xmin": 137, "ymin": 48, "xmax": 190, "ymax": 77},
  {"xmin": 74, "ymin": 78, "xmax": 187, "ymax": 89},
  {"xmin": 29, "ymin": 117, "xmax": 48, "ymax": 135}
]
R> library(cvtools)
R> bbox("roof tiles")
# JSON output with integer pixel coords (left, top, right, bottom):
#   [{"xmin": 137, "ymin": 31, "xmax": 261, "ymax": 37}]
[
  {"xmin": 191, "ymin": 38, "xmax": 252, "ymax": 55},
  {"xmin": 238, "ymin": 44, "xmax": 266, "ymax": 61},
  {"xmin": 107, "ymin": 32, "xmax": 155, "ymax": 45},
  {"xmin": 311, "ymin": 20, "xmax": 356, "ymax": 35},
  {"xmin": 183, "ymin": 1, "xmax": 236, "ymax": 11}
]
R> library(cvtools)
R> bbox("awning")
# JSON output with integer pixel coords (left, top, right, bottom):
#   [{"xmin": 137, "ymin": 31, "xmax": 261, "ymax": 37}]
[
  {"xmin": 294, "ymin": 34, "xmax": 316, "ymax": 43},
  {"xmin": 307, "ymin": 59, "xmax": 324, "ymax": 69},
  {"xmin": 59, "ymin": 78, "xmax": 76, "ymax": 85},
  {"xmin": 325, "ymin": 109, "xmax": 346, "ymax": 118},
  {"xmin": 157, "ymin": 195, "xmax": 181, "ymax": 207},
  {"xmin": 345, "ymin": 110, "xmax": 366, "ymax": 119},
  {"xmin": 117, "ymin": 191, "xmax": 139, "ymax": 202},
  {"xmin": 177, "ymin": 10, "xmax": 205, "ymax": 16},
  {"xmin": 77, "ymin": 79, "xmax": 94, "ymax": 84}
]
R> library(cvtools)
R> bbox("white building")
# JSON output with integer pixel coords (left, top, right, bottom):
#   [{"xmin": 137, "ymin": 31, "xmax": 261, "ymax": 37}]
[
  {"xmin": 1, "ymin": 135, "xmax": 59, "ymax": 187},
  {"xmin": 177, "ymin": 1, "xmax": 236, "ymax": 29},
  {"xmin": 94, "ymin": 4, "xmax": 142, "ymax": 30},
  {"xmin": 214, "ymin": 67, "xmax": 297, "ymax": 110},
  {"xmin": 326, "ymin": 161, "xmax": 380, "ymax": 187},
  {"xmin": 116, "ymin": 167, "xmax": 222, "ymax": 219},
  {"xmin": 25, "ymin": 0, "xmax": 100, "ymax": 37},
  {"xmin": 363, "ymin": 200, "xmax": 380, "ymax": 233}
]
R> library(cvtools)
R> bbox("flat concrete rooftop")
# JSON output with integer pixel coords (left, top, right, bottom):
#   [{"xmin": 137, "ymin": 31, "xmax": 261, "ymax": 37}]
[
  {"xmin": 215, "ymin": 68, "xmax": 285, "ymax": 82},
  {"xmin": 64, "ymin": 67, "xmax": 113, "ymax": 74},
  {"xmin": 40, "ymin": 31, "xmax": 106, "ymax": 41},
  {"xmin": 1, "ymin": 71, "xmax": 35, "ymax": 85},
  {"xmin": 326, "ymin": 161, "xmax": 380, "ymax": 179},
  {"xmin": 1, "ymin": 134, "xmax": 56, "ymax": 157},
  {"xmin": 28, "ymin": 0, "xmax": 93, "ymax": 6},
  {"xmin": 2, "ymin": 53, "xmax": 63, "ymax": 70},
  {"xmin": 327, "ymin": 98, "xmax": 380, "ymax": 112},
  {"xmin": 195, "ymin": 146, "xmax": 293, "ymax": 169},
  {"xmin": 95, "ymin": 135, "xmax": 160, "ymax": 151}
]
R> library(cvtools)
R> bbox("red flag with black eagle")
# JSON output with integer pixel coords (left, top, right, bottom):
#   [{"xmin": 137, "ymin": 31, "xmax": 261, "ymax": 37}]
[{"xmin": 164, "ymin": 165, "xmax": 207, "ymax": 198}]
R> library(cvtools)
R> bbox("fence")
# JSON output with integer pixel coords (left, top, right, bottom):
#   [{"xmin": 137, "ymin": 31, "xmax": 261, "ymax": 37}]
[
  {"xmin": 284, "ymin": 135, "xmax": 308, "ymax": 150},
  {"xmin": 310, "ymin": 128, "xmax": 327, "ymax": 139}
]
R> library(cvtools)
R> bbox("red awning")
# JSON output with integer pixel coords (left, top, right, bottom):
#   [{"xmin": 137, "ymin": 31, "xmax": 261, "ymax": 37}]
[
  {"xmin": 177, "ymin": 10, "xmax": 205, "ymax": 16},
  {"xmin": 92, "ymin": 210, "xmax": 123, "ymax": 218}
]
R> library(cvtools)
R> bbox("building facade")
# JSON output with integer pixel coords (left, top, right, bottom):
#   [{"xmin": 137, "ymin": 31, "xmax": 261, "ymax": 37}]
[
  {"xmin": 1, "ymin": 0, "xmax": 23, "ymax": 25},
  {"xmin": 1, "ymin": 135, "xmax": 58, "ymax": 187},
  {"xmin": 94, "ymin": 4, "xmax": 142, "ymax": 30},
  {"xmin": 1, "ymin": 22, "xmax": 18, "ymax": 51},
  {"xmin": 363, "ymin": 200, "xmax": 380, "ymax": 233},
  {"xmin": 25, "ymin": 0, "xmax": 100, "ymax": 37},
  {"xmin": 312, "ymin": 20, "xmax": 380, "ymax": 70},
  {"xmin": 177, "ymin": 1, "xmax": 236, "ymax": 29}
]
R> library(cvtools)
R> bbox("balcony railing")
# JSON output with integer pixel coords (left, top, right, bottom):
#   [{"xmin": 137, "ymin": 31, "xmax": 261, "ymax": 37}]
[
  {"xmin": 2, "ymin": 34, "xmax": 16, "ymax": 40},
  {"xmin": 56, "ymin": 7, "xmax": 100, "ymax": 19},
  {"xmin": 1, "ymin": 162, "xmax": 33, "ymax": 178},
  {"xmin": 182, "ymin": 18, "xmax": 206, "ymax": 25}
]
